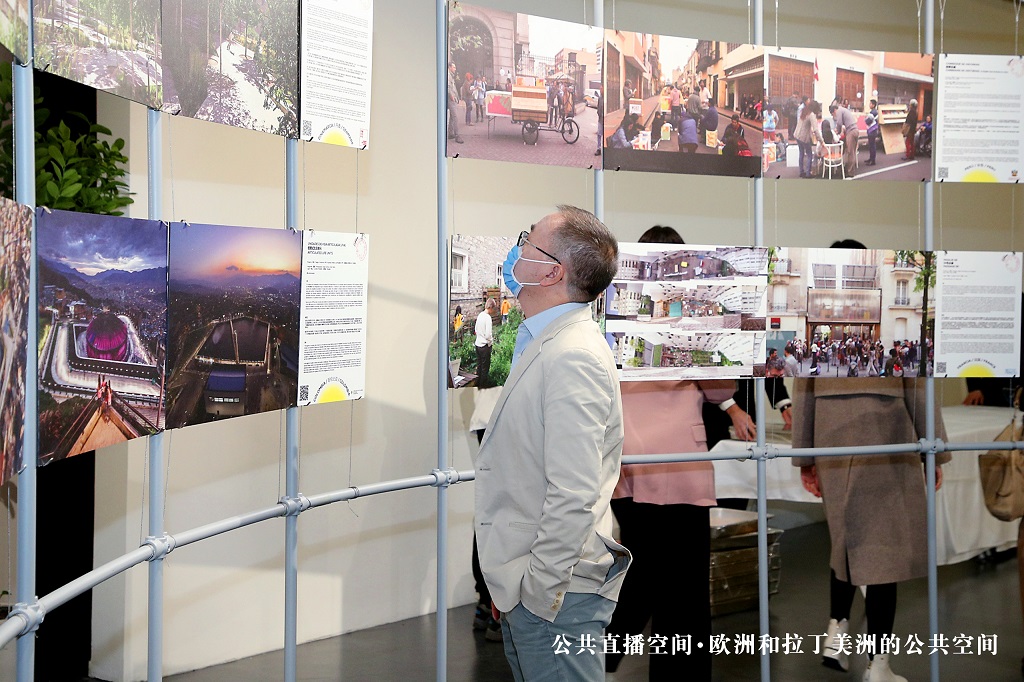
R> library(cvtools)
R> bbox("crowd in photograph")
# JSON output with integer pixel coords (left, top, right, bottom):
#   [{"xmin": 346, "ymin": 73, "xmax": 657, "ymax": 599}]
[
  {"xmin": 607, "ymin": 79, "xmax": 754, "ymax": 157},
  {"xmin": 777, "ymin": 336, "xmax": 932, "ymax": 378}
]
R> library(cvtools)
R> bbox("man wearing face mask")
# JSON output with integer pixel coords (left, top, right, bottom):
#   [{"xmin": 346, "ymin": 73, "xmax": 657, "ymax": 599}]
[{"xmin": 475, "ymin": 205, "xmax": 630, "ymax": 681}]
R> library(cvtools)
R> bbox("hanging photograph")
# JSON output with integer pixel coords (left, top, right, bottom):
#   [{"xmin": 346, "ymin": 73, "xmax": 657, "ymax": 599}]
[
  {"xmin": 764, "ymin": 47, "xmax": 933, "ymax": 181},
  {"xmin": 445, "ymin": 4, "xmax": 603, "ymax": 168},
  {"xmin": 448, "ymin": 234, "xmax": 522, "ymax": 389},
  {"xmin": 0, "ymin": 0, "xmax": 28, "ymax": 63},
  {"xmin": 33, "ymin": 0, "xmax": 162, "ymax": 108},
  {"xmin": 36, "ymin": 209, "xmax": 166, "ymax": 465},
  {"xmin": 0, "ymin": 199, "xmax": 29, "ymax": 485},
  {"xmin": 612, "ymin": 330, "xmax": 758, "ymax": 380},
  {"xmin": 602, "ymin": 34, "xmax": 763, "ymax": 177},
  {"xmin": 606, "ymin": 242, "xmax": 768, "ymax": 380},
  {"xmin": 298, "ymin": 231, "xmax": 368, "ymax": 404},
  {"xmin": 299, "ymin": 0, "xmax": 373, "ymax": 147},
  {"xmin": 166, "ymin": 222, "xmax": 300, "ymax": 429},
  {"xmin": 934, "ymin": 251, "xmax": 1022, "ymax": 378},
  {"xmin": 767, "ymin": 247, "xmax": 936, "ymax": 378},
  {"xmin": 162, "ymin": 0, "xmax": 299, "ymax": 137},
  {"xmin": 935, "ymin": 54, "xmax": 1024, "ymax": 183}
]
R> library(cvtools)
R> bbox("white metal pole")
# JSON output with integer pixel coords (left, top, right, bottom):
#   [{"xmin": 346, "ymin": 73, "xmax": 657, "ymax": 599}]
[
  {"xmin": 284, "ymin": 137, "xmax": 300, "ymax": 682},
  {"xmin": 14, "ymin": 23, "xmax": 37, "ymax": 682},
  {"xmin": 435, "ymin": 1, "xmax": 450, "ymax": 680},
  {"xmin": 146, "ymin": 107, "xmax": 166, "ymax": 682}
]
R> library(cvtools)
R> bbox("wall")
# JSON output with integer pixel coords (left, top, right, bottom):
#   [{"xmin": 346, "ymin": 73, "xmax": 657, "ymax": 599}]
[{"xmin": 54, "ymin": 0, "xmax": 1024, "ymax": 678}]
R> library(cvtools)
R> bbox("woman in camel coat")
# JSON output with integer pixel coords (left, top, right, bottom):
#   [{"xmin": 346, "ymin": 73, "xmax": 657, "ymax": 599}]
[{"xmin": 792, "ymin": 377, "xmax": 948, "ymax": 681}]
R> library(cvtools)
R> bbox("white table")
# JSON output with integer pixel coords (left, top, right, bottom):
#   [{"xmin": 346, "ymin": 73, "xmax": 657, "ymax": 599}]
[{"xmin": 711, "ymin": 405, "xmax": 1020, "ymax": 565}]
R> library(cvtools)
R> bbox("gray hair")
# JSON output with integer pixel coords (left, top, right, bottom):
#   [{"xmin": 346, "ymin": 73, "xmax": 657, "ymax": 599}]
[{"xmin": 550, "ymin": 204, "xmax": 619, "ymax": 302}]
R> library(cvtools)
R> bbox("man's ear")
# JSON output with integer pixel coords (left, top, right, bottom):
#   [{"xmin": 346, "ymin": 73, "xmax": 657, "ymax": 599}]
[{"xmin": 538, "ymin": 263, "xmax": 564, "ymax": 288}]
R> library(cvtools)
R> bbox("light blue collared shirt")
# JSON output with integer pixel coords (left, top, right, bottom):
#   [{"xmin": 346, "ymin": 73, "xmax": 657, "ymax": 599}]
[{"xmin": 511, "ymin": 302, "xmax": 589, "ymax": 369}]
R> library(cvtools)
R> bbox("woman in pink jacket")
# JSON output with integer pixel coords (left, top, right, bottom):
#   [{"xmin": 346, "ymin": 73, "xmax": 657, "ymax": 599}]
[{"xmin": 605, "ymin": 226, "xmax": 756, "ymax": 681}]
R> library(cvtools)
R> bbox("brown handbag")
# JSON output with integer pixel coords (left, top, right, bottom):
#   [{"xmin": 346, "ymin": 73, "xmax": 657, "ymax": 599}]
[{"xmin": 978, "ymin": 389, "xmax": 1024, "ymax": 522}]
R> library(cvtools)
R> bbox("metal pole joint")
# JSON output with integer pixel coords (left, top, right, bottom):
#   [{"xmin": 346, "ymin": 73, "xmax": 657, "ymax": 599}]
[
  {"xmin": 920, "ymin": 437, "xmax": 945, "ymax": 455},
  {"xmin": 9, "ymin": 602, "xmax": 44, "ymax": 636},
  {"xmin": 143, "ymin": 533, "xmax": 176, "ymax": 561},
  {"xmin": 279, "ymin": 494, "xmax": 311, "ymax": 517},
  {"xmin": 750, "ymin": 444, "xmax": 779, "ymax": 460},
  {"xmin": 431, "ymin": 467, "xmax": 461, "ymax": 487}
]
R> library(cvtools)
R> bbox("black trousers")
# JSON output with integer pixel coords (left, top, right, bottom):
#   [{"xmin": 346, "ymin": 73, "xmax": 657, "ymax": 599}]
[
  {"xmin": 476, "ymin": 343, "xmax": 492, "ymax": 388},
  {"xmin": 606, "ymin": 498, "xmax": 712, "ymax": 680}
]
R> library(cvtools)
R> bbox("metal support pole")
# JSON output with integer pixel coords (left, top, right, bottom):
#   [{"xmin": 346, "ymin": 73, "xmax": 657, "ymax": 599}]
[
  {"xmin": 922, "ymin": 2, "xmax": 938, "ymax": 681},
  {"xmin": 14, "ymin": 37, "xmax": 38, "ymax": 682},
  {"xmin": 284, "ymin": 137, "xmax": 300, "ymax": 682},
  {"xmin": 146, "ymin": 108, "xmax": 166, "ymax": 682},
  {"xmin": 751, "ymin": 2, "xmax": 768, "ymax": 680},
  {"xmin": 435, "ymin": 1, "xmax": 450, "ymax": 679}
]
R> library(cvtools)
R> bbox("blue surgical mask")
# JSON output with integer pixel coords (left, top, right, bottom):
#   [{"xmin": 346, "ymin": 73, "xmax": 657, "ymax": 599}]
[{"xmin": 502, "ymin": 244, "xmax": 550, "ymax": 297}]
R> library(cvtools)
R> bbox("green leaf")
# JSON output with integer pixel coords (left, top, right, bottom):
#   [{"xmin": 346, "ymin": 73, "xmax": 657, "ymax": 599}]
[
  {"xmin": 47, "ymin": 145, "xmax": 63, "ymax": 166},
  {"xmin": 60, "ymin": 183, "xmax": 82, "ymax": 198},
  {"xmin": 45, "ymin": 180, "xmax": 58, "ymax": 199}
]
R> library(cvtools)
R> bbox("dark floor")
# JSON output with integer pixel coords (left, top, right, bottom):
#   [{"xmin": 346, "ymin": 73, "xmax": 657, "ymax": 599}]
[{"xmin": 166, "ymin": 522, "xmax": 1024, "ymax": 681}]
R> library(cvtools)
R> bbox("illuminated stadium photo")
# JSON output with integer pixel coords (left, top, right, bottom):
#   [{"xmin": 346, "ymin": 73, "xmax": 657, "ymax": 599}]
[
  {"xmin": 36, "ymin": 210, "xmax": 167, "ymax": 464},
  {"xmin": 166, "ymin": 222, "xmax": 300, "ymax": 429}
]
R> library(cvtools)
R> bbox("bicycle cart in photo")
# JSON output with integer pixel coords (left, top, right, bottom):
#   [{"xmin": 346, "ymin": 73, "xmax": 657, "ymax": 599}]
[{"xmin": 510, "ymin": 77, "xmax": 581, "ymax": 146}]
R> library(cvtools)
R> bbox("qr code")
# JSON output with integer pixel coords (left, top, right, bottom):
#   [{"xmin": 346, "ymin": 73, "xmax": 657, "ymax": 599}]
[
  {"xmin": 299, "ymin": 385, "xmax": 309, "ymax": 402},
  {"xmin": 936, "ymin": 362, "xmax": 946, "ymax": 374},
  {"xmin": 937, "ymin": 167, "xmax": 949, "ymax": 179},
  {"xmin": 301, "ymin": 120, "xmax": 312, "ymax": 138}
]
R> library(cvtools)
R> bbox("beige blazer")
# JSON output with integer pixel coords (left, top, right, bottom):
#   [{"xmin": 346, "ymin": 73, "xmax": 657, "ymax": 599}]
[{"xmin": 475, "ymin": 306, "xmax": 630, "ymax": 622}]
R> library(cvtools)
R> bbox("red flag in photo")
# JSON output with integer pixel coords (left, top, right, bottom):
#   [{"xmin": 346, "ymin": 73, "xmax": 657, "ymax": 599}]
[{"xmin": 814, "ymin": 58, "xmax": 819, "ymax": 81}]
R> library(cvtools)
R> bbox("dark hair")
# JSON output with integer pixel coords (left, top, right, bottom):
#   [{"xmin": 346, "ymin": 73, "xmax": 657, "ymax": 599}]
[
  {"xmin": 830, "ymin": 239, "xmax": 867, "ymax": 249},
  {"xmin": 455, "ymin": 305, "xmax": 462, "ymax": 315},
  {"xmin": 552, "ymin": 205, "xmax": 620, "ymax": 302},
  {"xmin": 638, "ymin": 225, "xmax": 684, "ymax": 244},
  {"xmin": 767, "ymin": 356, "xmax": 786, "ymax": 372}
]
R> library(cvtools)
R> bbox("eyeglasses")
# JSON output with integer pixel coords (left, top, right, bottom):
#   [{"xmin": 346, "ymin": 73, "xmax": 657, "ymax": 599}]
[{"xmin": 517, "ymin": 230, "xmax": 561, "ymax": 264}]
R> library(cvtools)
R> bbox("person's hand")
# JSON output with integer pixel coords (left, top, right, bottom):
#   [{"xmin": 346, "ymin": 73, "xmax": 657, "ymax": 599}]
[
  {"xmin": 800, "ymin": 465, "xmax": 821, "ymax": 497},
  {"xmin": 963, "ymin": 390, "xmax": 985, "ymax": 406},
  {"xmin": 781, "ymin": 406, "xmax": 793, "ymax": 431},
  {"xmin": 727, "ymin": 405, "xmax": 756, "ymax": 441},
  {"xmin": 936, "ymin": 465, "xmax": 943, "ymax": 491},
  {"xmin": 492, "ymin": 601, "xmax": 500, "ymax": 622}
]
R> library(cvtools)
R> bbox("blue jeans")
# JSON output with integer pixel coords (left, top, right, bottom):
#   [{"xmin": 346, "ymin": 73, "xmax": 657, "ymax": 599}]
[
  {"xmin": 798, "ymin": 140, "xmax": 813, "ymax": 177},
  {"xmin": 500, "ymin": 592, "xmax": 616, "ymax": 681}
]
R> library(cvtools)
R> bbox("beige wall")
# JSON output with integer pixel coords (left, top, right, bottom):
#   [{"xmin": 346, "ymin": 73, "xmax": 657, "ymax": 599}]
[{"xmin": 0, "ymin": 0, "xmax": 1003, "ymax": 679}]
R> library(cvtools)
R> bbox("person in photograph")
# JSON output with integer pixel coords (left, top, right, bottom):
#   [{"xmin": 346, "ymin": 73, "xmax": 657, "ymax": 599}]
[
  {"xmin": 685, "ymin": 93, "xmax": 703, "ymax": 125},
  {"xmin": 793, "ymin": 374, "xmax": 946, "ymax": 681},
  {"xmin": 475, "ymin": 298, "xmax": 495, "ymax": 388},
  {"xmin": 609, "ymin": 113, "xmax": 642, "ymax": 149},
  {"xmin": 447, "ymin": 61, "xmax": 464, "ymax": 144},
  {"xmin": 832, "ymin": 102, "xmax": 860, "ymax": 178},
  {"xmin": 500, "ymin": 297, "xmax": 510, "ymax": 324},
  {"xmin": 794, "ymin": 100, "xmax": 816, "ymax": 178},
  {"xmin": 475, "ymin": 205, "xmax": 629, "ymax": 681},
  {"xmin": 902, "ymin": 99, "xmax": 919, "ymax": 160},
  {"xmin": 700, "ymin": 100, "xmax": 719, "ymax": 145},
  {"xmin": 623, "ymin": 79, "xmax": 635, "ymax": 105},
  {"xmin": 762, "ymin": 103, "xmax": 778, "ymax": 142},
  {"xmin": 699, "ymin": 79, "xmax": 711, "ymax": 109},
  {"xmin": 676, "ymin": 108, "xmax": 698, "ymax": 153},
  {"xmin": 784, "ymin": 344, "xmax": 800, "ymax": 377},
  {"xmin": 785, "ymin": 91, "xmax": 801, "ymax": 141},
  {"xmin": 452, "ymin": 305, "xmax": 463, "ymax": 335},
  {"xmin": 915, "ymin": 114, "xmax": 932, "ymax": 156},
  {"xmin": 596, "ymin": 91, "xmax": 604, "ymax": 157},
  {"xmin": 869, "ymin": 98, "xmax": 880, "ymax": 121},
  {"xmin": 765, "ymin": 355, "xmax": 786, "ymax": 377},
  {"xmin": 462, "ymin": 72, "xmax": 475, "ymax": 127},
  {"xmin": 865, "ymin": 114, "xmax": 880, "ymax": 165},
  {"xmin": 606, "ymin": 225, "xmax": 756, "ymax": 682},
  {"xmin": 474, "ymin": 74, "xmax": 487, "ymax": 123},
  {"xmin": 670, "ymin": 83, "xmax": 683, "ymax": 130}
]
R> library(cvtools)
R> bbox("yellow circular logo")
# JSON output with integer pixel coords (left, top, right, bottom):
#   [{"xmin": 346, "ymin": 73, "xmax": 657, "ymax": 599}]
[
  {"xmin": 321, "ymin": 128, "xmax": 353, "ymax": 147},
  {"xmin": 961, "ymin": 168, "xmax": 998, "ymax": 183},
  {"xmin": 316, "ymin": 380, "xmax": 349, "ymax": 403},
  {"xmin": 958, "ymin": 363, "xmax": 996, "ymax": 377}
]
